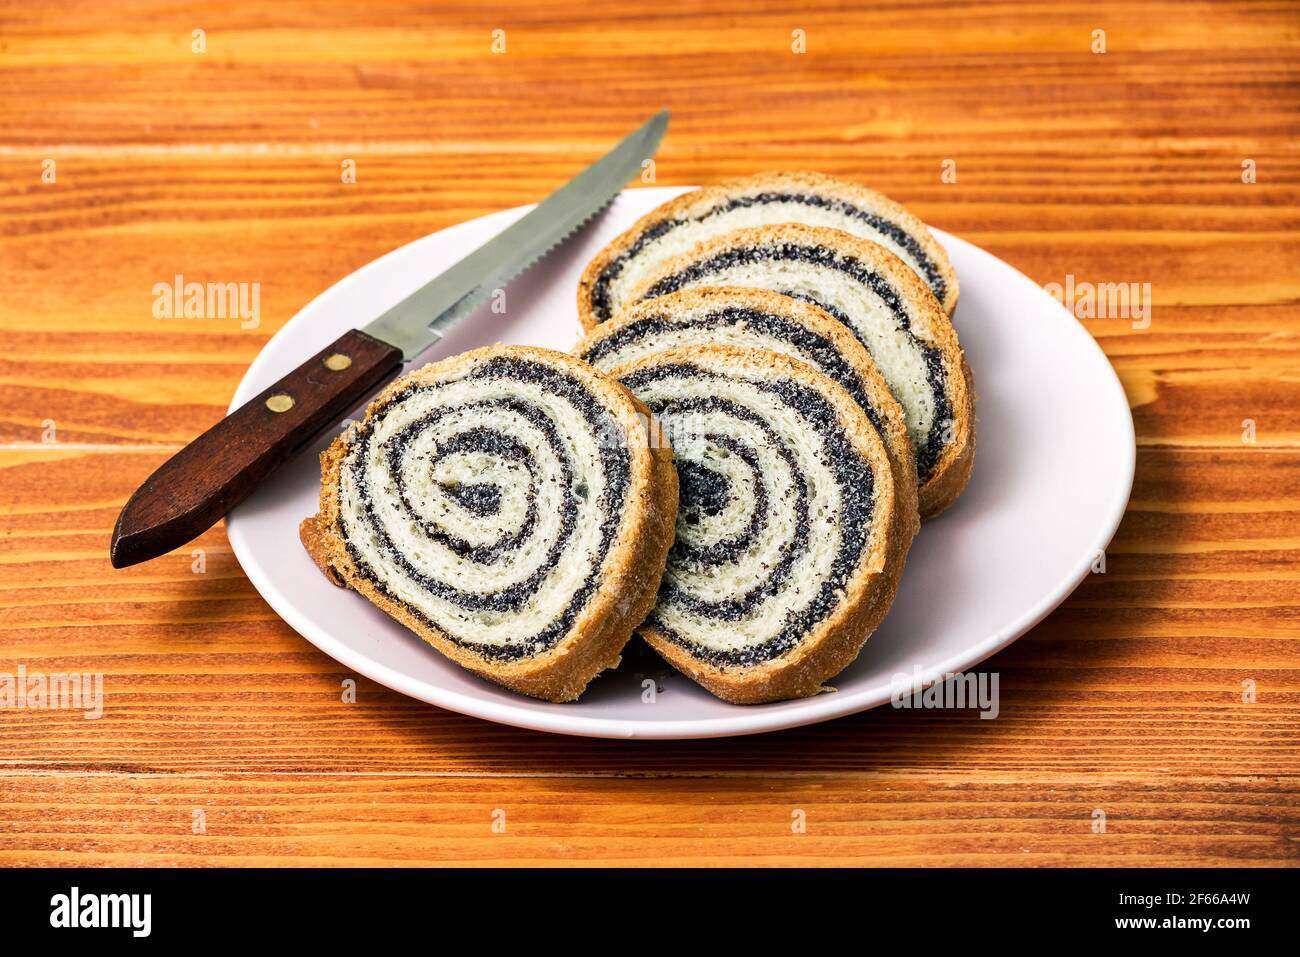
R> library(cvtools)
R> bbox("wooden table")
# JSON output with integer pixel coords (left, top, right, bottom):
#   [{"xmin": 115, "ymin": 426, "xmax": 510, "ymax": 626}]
[{"xmin": 2, "ymin": 0, "xmax": 1297, "ymax": 867}]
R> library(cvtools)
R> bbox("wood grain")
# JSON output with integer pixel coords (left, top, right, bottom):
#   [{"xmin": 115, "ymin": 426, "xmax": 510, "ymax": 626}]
[{"xmin": 1, "ymin": 0, "xmax": 1298, "ymax": 867}]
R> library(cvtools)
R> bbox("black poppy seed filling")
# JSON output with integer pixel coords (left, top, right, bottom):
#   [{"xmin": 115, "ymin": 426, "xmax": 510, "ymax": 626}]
[
  {"xmin": 386, "ymin": 409, "xmax": 541, "ymax": 566},
  {"xmin": 703, "ymin": 193, "xmax": 945, "ymax": 300},
  {"xmin": 620, "ymin": 365, "xmax": 875, "ymax": 668},
  {"xmin": 652, "ymin": 399, "xmax": 807, "ymax": 618},
  {"xmin": 637, "ymin": 245, "xmax": 954, "ymax": 482},
  {"xmin": 427, "ymin": 427, "xmax": 523, "ymax": 518},
  {"xmin": 443, "ymin": 482, "xmax": 502, "ymax": 517},
  {"xmin": 675, "ymin": 458, "xmax": 731, "ymax": 518},
  {"xmin": 579, "ymin": 305, "xmax": 886, "ymax": 438},
  {"xmin": 587, "ymin": 190, "xmax": 947, "ymax": 323},
  {"xmin": 349, "ymin": 399, "xmax": 579, "ymax": 628},
  {"xmin": 669, "ymin": 429, "xmax": 773, "ymax": 567},
  {"xmin": 339, "ymin": 357, "xmax": 632, "ymax": 662}
]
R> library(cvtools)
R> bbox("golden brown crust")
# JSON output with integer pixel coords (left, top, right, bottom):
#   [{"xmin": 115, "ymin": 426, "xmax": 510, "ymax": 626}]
[
  {"xmin": 608, "ymin": 344, "xmax": 913, "ymax": 704},
  {"xmin": 621, "ymin": 223, "xmax": 975, "ymax": 520},
  {"xmin": 577, "ymin": 170, "xmax": 960, "ymax": 331},
  {"xmin": 916, "ymin": 354, "xmax": 976, "ymax": 519},
  {"xmin": 574, "ymin": 285, "xmax": 919, "ymax": 539},
  {"xmin": 299, "ymin": 344, "xmax": 679, "ymax": 703}
]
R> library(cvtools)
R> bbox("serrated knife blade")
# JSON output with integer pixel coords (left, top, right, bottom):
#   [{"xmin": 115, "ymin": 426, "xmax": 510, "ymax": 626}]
[
  {"xmin": 366, "ymin": 109, "xmax": 669, "ymax": 357},
  {"xmin": 109, "ymin": 110, "xmax": 670, "ymax": 568}
]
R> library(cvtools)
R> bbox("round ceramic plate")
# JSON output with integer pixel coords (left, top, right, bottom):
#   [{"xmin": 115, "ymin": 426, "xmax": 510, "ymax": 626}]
[{"xmin": 227, "ymin": 186, "xmax": 1134, "ymax": 740}]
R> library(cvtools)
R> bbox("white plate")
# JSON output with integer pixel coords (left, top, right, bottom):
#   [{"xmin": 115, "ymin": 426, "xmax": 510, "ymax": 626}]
[{"xmin": 227, "ymin": 186, "xmax": 1134, "ymax": 740}]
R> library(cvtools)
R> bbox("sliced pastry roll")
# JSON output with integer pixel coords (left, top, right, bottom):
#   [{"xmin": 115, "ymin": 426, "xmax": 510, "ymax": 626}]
[
  {"xmin": 610, "ymin": 346, "xmax": 911, "ymax": 704},
  {"xmin": 300, "ymin": 344, "xmax": 678, "ymax": 702},
  {"xmin": 578, "ymin": 170, "xmax": 959, "ymax": 328},
  {"xmin": 625, "ymin": 223, "xmax": 975, "ymax": 518},
  {"xmin": 574, "ymin": 286, "xmax": 919, "ymax": 536}
]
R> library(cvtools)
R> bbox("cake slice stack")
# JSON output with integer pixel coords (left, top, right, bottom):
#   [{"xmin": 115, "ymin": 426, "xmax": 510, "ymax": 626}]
[{"xmin": 303, "ymin": 171, "xmax": 973, "ymax": 706}]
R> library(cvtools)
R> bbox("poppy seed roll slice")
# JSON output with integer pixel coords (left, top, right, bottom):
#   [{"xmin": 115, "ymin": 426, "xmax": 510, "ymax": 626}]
[
  {"xmin": 610, "ymin": 345, "xmax": 911, "ymax": 704},
  {"xmin": 300, "ymin": 344, "xmax": 679, "ymax": 702},
  {"xmin": 578, "ymin": 170, "xmax": 959, "ymax": 328},
  {"xmin": 625, "ymin": 223, "xmax": 975, "ymax": 517}
]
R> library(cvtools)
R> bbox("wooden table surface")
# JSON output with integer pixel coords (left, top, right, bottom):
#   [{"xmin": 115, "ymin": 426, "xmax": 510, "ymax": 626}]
[{"xmin": 2, "ymin": 0, "xmax": 1298, "ymax": 867}]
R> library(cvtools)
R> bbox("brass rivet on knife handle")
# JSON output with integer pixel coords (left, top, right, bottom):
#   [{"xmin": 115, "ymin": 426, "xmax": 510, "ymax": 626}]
[
  {"xmin": 324, "ymin": 353, "xmax": 352, "ymax": 371},
  {"xmin": 109, "ymin": 329, "xmax": 403, "ymax": 568}
]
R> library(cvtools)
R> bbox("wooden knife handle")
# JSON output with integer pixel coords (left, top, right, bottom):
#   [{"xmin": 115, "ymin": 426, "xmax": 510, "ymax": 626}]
[{"xmin": 110, "ymin": 329, "xmax": 404, "ymax": 568}]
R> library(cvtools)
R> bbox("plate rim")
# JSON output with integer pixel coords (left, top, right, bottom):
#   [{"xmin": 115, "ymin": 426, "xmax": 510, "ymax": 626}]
[{"xmin": 226, "ymin": 187, "xmax": 1136, "ymax": 740}]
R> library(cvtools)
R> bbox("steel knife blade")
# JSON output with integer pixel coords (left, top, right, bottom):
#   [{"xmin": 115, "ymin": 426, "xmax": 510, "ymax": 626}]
[{"xmin": 366, "ymin": 109, "xmax": 668, "ymax": 357}]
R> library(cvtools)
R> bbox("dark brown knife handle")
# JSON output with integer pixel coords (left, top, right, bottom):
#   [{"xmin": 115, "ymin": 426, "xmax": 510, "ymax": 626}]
[{"xmin": 110, "ymin": 329, "xmax": 404, "ymax": 568}]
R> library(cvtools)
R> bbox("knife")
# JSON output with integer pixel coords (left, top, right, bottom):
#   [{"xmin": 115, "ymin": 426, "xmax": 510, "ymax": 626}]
[{"xmin": 110, "ymin": 110, "xmax": 669, "ymax": 569}]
